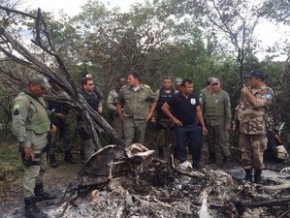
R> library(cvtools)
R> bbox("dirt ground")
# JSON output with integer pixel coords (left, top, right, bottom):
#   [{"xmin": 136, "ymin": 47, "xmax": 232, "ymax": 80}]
[{"xmin": 0, "ymin": 152, "xmax": 82, "ymax": 218}]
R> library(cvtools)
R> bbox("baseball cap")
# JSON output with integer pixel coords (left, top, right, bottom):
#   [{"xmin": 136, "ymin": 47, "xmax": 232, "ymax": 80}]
[
  {"xmin": 29, "ymin": 75, "xmax": 51, "ymax": 89},
  {"xmin": 175, "ymin": 77, "xmax": 182, "ymax": 85},
  {"xmin": 208, "ymin": 77, "xmax": 220, "ymax": 85},
  {"xmin": 247, "ymin": 70, "xmax": 265, "ymax": 81}
]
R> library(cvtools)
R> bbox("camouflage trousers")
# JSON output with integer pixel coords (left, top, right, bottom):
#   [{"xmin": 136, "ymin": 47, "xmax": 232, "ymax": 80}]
[
  {"xmin": 124, "ymin": 118, "xmax": 147, "ymax": 146},
  {"xmin": 111, "ymin": 115, "xmax": 124, "ymax": 138},
  {"xmin": 239, "ymin": 133, "xmax": 268, "ymax": 170},
  {"xmin": 48, "ymin": 122, "xmax": 72, "ymax": 155},
  {"xmin": 22, "ymin": 151, "xmax": 47, "ymax": 198},
  {"xmin": 156, "ymin": 120, "xmax": 176, "ymax": 161},
  {"xmin": 207, "ymin": 125, "xmax": 231, "ymax": 157}
]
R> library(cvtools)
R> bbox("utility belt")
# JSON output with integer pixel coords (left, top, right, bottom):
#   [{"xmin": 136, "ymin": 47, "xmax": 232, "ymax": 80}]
[{"xmin": 19, "ymin": 145, "xmax": 48, "ymax": 167}]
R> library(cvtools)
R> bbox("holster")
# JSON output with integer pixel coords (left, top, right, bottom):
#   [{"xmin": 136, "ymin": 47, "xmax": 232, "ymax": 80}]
[{"xmin": 19, "ymin": 147, "xmax": 42, "ymax": 167}]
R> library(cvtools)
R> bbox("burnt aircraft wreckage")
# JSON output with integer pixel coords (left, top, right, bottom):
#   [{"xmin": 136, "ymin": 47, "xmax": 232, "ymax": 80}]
[{"xmin": 43, "ymin": 142, "xmax": 290, "ymax": 218}]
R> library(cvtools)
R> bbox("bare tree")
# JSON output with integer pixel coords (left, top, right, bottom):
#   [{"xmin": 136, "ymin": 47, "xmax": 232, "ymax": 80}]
[{"xmin": 0, "ymin": 6, "xmax": 125, "ymax": 148}]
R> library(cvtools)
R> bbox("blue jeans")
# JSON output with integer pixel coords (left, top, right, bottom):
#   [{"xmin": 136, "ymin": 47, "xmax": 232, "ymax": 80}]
[{"xmin": 175, "ymin": 123, "xmax": 202, "ymax": 164}]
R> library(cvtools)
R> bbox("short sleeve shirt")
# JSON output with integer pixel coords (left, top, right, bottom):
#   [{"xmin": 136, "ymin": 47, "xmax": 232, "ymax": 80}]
[{"xmin": 167, "ymin": 92, "xmax": 200, "ymax": 126}]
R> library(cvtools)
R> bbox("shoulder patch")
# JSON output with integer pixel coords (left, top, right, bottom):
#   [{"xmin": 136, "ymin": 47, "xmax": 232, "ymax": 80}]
[
  {"xmin": 13, "ymin": 109, "xmax": 20, "ymax": 116},
  {"xmin": 265, "ymin": 93, "xmax": 273, "ymax": 100},
  {"xmin": 13, "ymin": 103, "xmax": 20, "ymax": 110},
  {"xmin": 144, "ymin": 84, "xmax": 150, "ymax": 88}
]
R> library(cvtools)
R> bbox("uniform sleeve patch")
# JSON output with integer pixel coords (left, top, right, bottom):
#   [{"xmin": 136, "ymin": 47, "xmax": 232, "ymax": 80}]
[
  {"xmin": 13, "ymin": 109, "xmax": 20, "ymax": 116},
  {"xmin": 265, "ymin": 93, "xmax": 273, "ymax": 100},
  {"xmin": 13, "ymin": 103, "xmax": 20, "ymax": 110}
]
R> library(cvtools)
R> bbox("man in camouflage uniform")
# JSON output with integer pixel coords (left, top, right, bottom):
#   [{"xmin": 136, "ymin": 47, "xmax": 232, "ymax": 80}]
[
  {"xmin": 47, "ymin": 81, "xmax": 75, "ymax": 168},
  {"xmin": 155, "ymin": 77, "xmax": 176, "ymax": 160},
  {"xmin": 12, "ymin": 75, "xmax": 57, "ymax": 218},
  {"xmin": 116, "ymin": 70, "xmax": 157, "ymax": 146},
  {"xmin": 200, "ymin": 77, "xmax": 232, "ymax": 167},
  {"xmin": 235, "ymin": 70, "xmax": 273, "ymax": 183},
  {"xmin": 107, "ymin": 76, "xmax": 127, "ymax": 137}
]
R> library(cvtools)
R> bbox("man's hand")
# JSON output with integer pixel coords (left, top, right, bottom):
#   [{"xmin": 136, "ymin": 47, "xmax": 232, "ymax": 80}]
[
  {"xmin": 173, "ymin": 118, "xmax": 183, "ymax": 126},
  {"xmin": 24, "ymin": 147, "xmax": 34, "ymax": 159},
  {"xmin": 98, "ymin": 107, "xmax": 103, "ymax": 114},
  {"xmin": 202, "ymin": 126, "xmax": 208, "ymax": 135},
  {"xmin": 56, "ymin": 112, "xmax": 66, "ymax": 121},
  {"xmin": 146, "ymin": 112, "xmax": 154, "ymax": 122},
  {"xmin": 225, "ymin": 123, "xmax": 231, "ymax": 131},
  {"xmin": 241, "ymin": 84, "xmax": 250, "ymax": 95},
  {"xmin": 50, "ymin": 124, "xmax": 58, "ymax": 135}
]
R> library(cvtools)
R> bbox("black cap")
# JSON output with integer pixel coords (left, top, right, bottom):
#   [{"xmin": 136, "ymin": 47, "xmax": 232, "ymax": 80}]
[{"xmin": 247, "ymin": 70, "xmax": 265, "ymax": 81}]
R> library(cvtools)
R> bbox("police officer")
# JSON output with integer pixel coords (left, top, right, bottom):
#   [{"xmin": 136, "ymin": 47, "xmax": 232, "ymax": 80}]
[
  {"xmin": 116, "ymin": 70, "xmax": 157, "ymax": 146},
  {"xmin": 12, "ymin": 75, "xmax": 57, "ymax": 218},
  {"xmin": 155, "ymin": 76, "xmax": 176, "ymax": 160},
  {"xmin": 162, "ymin": 79, "xmax": 208, "ymax": 170},
  {"xmin": 235, "ymin": 70, "xmax": 273, "ymax": 183},
  {"xmin": 77, "ymin": 77, "xmax": 103, "ymax": 163},
  {"xmin": 107, "ymin": 76, "xmax": 126, "ymax": 137},
  {"xmin": 47, "ymin": 81, "xmax": 75, "ymax": 168},
  {"xmin": 200, "ymin": 77, "xmax": 232, "ymax": 167}
]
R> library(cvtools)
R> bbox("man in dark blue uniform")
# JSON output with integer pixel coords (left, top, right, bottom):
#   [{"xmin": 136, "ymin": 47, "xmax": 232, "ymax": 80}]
[{"xmin": 162, "ymin": 79, "xmax": 208, "ymax": 170}]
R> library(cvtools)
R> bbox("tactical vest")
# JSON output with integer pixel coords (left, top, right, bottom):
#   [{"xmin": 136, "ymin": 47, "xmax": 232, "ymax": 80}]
[
  {"xmin": 157, "ymin": 88, "xmax": 175, "ymax": 120},
  {"xmin": 17, "ymin": 93, "xmax": 50, "ymax": 134}
]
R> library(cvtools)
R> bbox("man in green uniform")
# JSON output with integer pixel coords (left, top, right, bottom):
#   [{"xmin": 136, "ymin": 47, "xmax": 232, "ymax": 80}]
[
  {"xmin": 116, "ymin": 70, "xmax": 157, "ymax": 146},
  {"xmin": 235, "ymin": 70, "xmax": 273, "ymax": 183},
  {"xmin": 200, "ymin": 77, "xmax": 232, "ymax": 167},
  {"xmin": 107, "ymin": 76, "xmax": 127, "ymax": 137},
  {"xmin": 12, "ymin": 75, "xmax": 57, "ymax": 218}
]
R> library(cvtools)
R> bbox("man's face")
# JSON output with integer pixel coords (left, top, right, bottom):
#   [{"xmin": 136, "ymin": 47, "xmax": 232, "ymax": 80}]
[
  {"xmin": 248, "ymin": 76, "xmax": 258, "ymax": 88},
  {"xmin": 83, "ymin": 79, "xmax": 95, "ymax": 92},
  {"xmin": 182, "ymin": 82, "xmax": 193, "ymax": 95},
  {"xmin": 29, "ymin": 83, "xmax": 46, "ymax": 97},
  {"xmin": 118, "ymin": 78, "xmax": 127, "ymax": 87},
  {"xmin": 163, "ymin": 79, "xmax": 173, "ymax": 90},
  {"xmin": 210, "ymin": 82, "xmax": 221, "ymax": 93},
  {"xmin": 127, "ymin": 74, "xmax": 139, "ymax": 87}
]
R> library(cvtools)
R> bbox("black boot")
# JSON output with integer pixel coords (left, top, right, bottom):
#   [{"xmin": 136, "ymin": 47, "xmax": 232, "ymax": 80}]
[
  {"xmin": 244, "ymin": 169, "xmax": 252, "ymax": 182},
  {"xmin": 254, "ymin": 169, "xmax": 262, "ymax": 184},
  {"xmin": 34, "ymin": 183, "xmax": 56, "ymax": 201},
  {"xmin": 208, "ymin": 152, "xmax": 216, "ymax": 164},
  {"xmin": 64, "ymin": 151, "xmax": 76, "ymax": 164},
  {"xmin": 222, "ymin": 156, "xmax": 231, "ymax": 168},
  {"xmin": 49, "ymin": 155, "xmax": 58, "ymax": 168},
  {"xmin": 157, "ymin": 146, "xmax": 164, "ymax": 159},
  {"xmin": 24, "ymin": 197, "xmax": 47, "ymax": 218},
  {"xmin": 80, "ymin": 149, "xmax": 85, "ymax": 163}
]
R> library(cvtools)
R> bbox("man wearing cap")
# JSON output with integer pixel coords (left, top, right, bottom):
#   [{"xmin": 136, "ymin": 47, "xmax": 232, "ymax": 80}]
[
  {"xmin": 116, "ymin": 69, "xmax": 157, "ymax": 146},
  {"xmin": 12, "ymin": 75, "xmax": 57, "ymax": 218},
  {"xmin": 200, "ymin": 77, "xmax": 232, "ymax": 167},
  {"xmin": 107, "ymin": 76, "xmax": 127, "ymax": 137},
  {"xmin": 174, "ymin": 77, "xmax": 182, "ymax": 93},
  {"xmin": 235, "ymin": 69, "xmax": 273, "ymax": 183}
]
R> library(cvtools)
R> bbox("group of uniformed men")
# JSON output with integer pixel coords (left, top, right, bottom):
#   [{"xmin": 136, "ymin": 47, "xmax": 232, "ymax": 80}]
[{"xmin": 11, "ymin": 69, "xmax": 273, "ymax": 218}]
